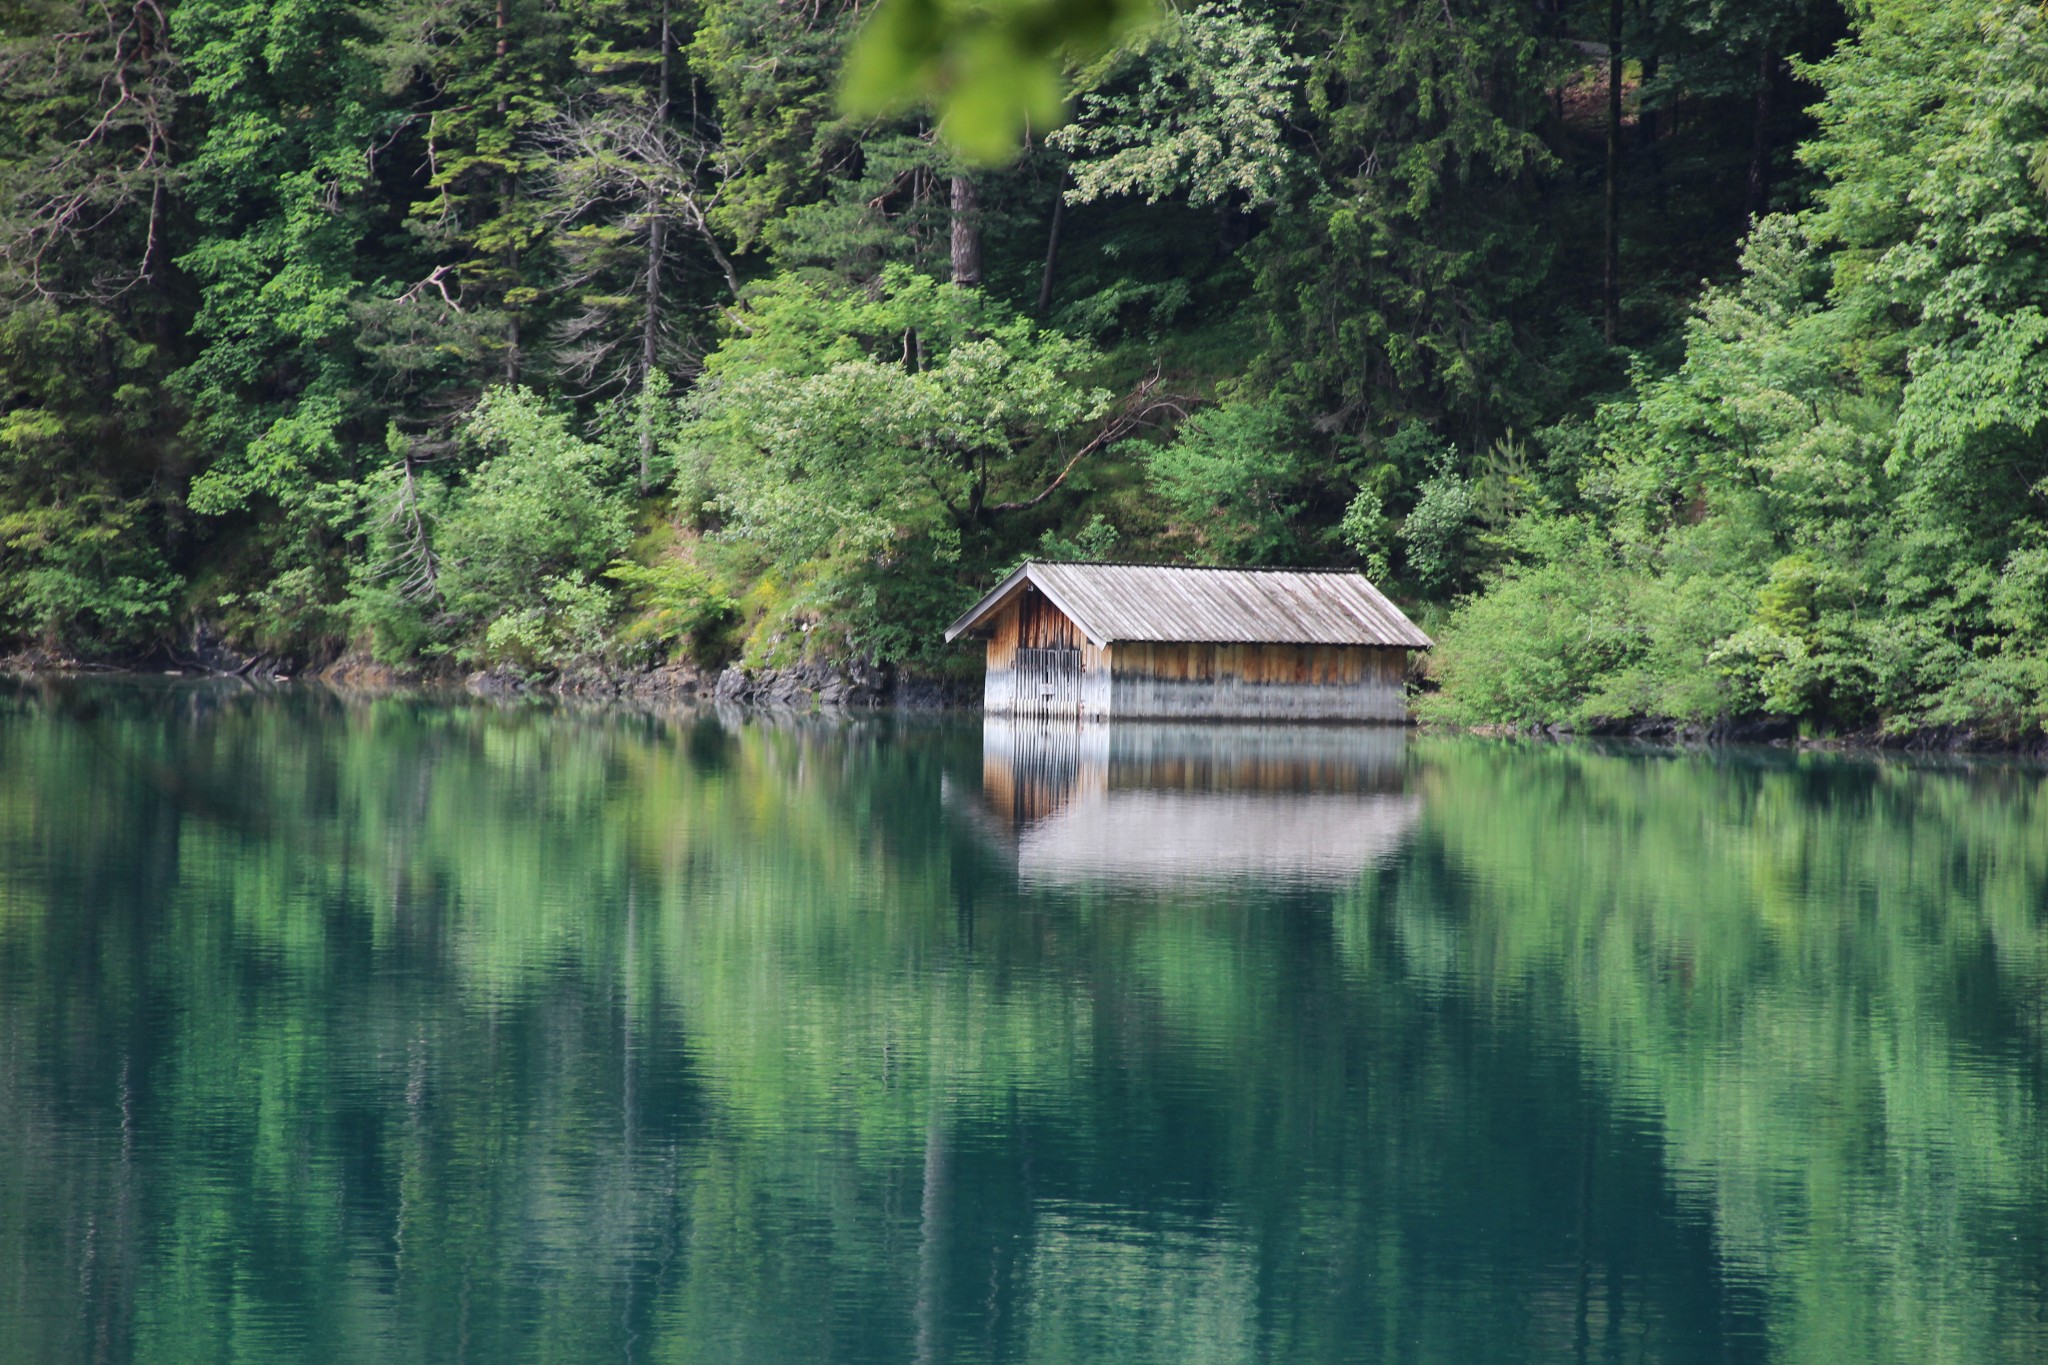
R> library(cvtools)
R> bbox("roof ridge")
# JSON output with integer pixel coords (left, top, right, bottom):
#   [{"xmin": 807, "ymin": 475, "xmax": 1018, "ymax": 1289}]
[
  {"xmin": 1029, "ymin": 559, "xmax": 1371, "ymax": 575},
  {"xmin": 946, "ymin": 557, "xmax": 1433, "ymax": 648}
]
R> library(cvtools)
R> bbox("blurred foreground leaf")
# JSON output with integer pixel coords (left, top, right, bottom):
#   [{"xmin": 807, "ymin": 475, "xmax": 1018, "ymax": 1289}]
[{"xmin": 841, "ymin": 0, "xmax": 1157, "ymax": 163}]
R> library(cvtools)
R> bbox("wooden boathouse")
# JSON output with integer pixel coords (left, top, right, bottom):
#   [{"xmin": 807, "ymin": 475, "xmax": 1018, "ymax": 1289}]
[{"xmin": 943, "ymin": 562, "xmax": 1432, "ymax": 722}]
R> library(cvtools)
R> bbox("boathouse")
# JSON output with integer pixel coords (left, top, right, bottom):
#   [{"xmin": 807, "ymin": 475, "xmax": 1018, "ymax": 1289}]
[{"xmin": 942, "ymin": 562, "xmax": 1432, "ymax": 722}]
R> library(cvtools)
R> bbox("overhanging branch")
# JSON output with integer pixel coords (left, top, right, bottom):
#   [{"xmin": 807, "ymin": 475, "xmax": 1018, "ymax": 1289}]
[{"xmin": 988, "ymin": 368, "xmax": 1191, "ymax": 513}]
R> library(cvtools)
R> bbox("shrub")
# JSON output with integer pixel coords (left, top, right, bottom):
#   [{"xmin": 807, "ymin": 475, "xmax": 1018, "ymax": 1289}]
[
  {"xmin": 607, "ymin": 555, "xmax": 738, "ymax": 661},
  {"xmin": 346, "ymin": 388, "xmax": 636, "ymax": 666},
  {"xmin": 1142, "ymin": 398, "xmax": 1304, "ymax": 563}
]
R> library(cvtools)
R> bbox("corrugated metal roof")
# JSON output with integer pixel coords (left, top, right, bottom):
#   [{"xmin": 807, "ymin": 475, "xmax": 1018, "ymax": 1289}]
[{"xmin": 944, "ymin": 562, "xmax": 1433, "ymax": 649}]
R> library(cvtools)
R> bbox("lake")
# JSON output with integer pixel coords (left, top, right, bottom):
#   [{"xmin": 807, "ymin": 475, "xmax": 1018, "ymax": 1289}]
[{"xmin": 1, "ymin": 680, "xmax": 2044, "ymax": 1363}]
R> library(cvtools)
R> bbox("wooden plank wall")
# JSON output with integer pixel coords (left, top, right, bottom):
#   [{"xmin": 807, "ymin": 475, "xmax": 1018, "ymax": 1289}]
[
  {"xmin": 981, "ymin": 587, "xmax": 1413, "ymax": 721},
  {"xmin": 1107, "ymin": 643, "xmax": 1409, "ymax": 722},
  {"xmin": 983, "ymin": 590, "xmax": 1113, "ymax": 717}
]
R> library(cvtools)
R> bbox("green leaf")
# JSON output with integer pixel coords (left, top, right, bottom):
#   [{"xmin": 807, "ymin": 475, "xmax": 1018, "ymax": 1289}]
[{"xmin": 840, "ymin": 0, "xmax": 1155, "ymax": 164}]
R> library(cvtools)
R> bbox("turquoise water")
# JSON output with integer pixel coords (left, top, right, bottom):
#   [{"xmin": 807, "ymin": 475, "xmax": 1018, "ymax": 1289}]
[{"xmin": 1, "ymin": 680, "xmax": 2044, "ymax": 1363}]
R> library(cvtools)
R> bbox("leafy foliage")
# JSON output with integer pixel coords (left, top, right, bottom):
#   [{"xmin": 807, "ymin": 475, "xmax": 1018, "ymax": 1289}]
[
  {"xmin": 1141, "ymin": 398, "xmax": 1303, "ymax": 564},
  {"xmin": 0, "ymin": 301, "xmax": 180, "ymax": 650},
  {"xmin": 1430, "ymin": 0, "xmax": 2048, "ymax": 738},
  {"xmin": 347, "ymin": 387, "xmax": 634, "ymax": 664},
  {"xmin": 607, "ymin": 550, "xmax": 737, "ymax": 658},
  {"xmin": 8, "ymin": 0, "xmax": 2042, "ymax": 744},
  {"xmin": 681, "ymin": 268, "xmax": 1108, "ymax": 664},
  {"xmin": 1252, "ymin": 0, "xmax": 1557, "ymax": 444},
  {"xmin": 1051, "ymin": 1, "xmax": 1301, "ymax": 209},
  {"xmin": 1398, "ymin": 463, "xmax": 1476, "ymax": 596}
]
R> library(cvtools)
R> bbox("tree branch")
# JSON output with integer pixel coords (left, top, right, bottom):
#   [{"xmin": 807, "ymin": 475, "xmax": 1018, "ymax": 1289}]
[{"xmin": 987, "ymin": 369, "xmax": 1190, "ymax": 513}]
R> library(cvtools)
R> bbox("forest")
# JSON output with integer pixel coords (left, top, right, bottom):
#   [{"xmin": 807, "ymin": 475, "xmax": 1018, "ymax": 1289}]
[{"xmin": 1, "ymin": 0, "xmax": 2044, "ymax": 739}]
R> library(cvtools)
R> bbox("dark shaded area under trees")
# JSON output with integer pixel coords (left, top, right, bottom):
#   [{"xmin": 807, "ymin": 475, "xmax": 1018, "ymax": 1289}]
[{"xmin": 2, "ymin": 0, "xmax": 2044, "ymax": 741}]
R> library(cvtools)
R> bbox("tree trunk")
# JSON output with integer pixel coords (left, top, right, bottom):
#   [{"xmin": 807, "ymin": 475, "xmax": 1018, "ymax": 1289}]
[
  {"xmin": 653, "ymin": 1, "xmax": 671, "ymax": 126},
  {"xmin": 1603, "ymin": 0, "xmax": 1622, "ymax": 345},
  {"xmin": 949, "ymin": 175, "xmax": 981, "ymax": 287},
  {"xmin": 639, "ymin": 0, "xmax": 672, "ymax": 493},
  {"xmin": 1036, "ymin": 176, "xmax": 1065, "ymax": 317},
  {"xmin": 497, "ymin": 0, "xmax": 520, "ymax": 384},
  {"xmin": 1746, "ymin": 43, "xmax": 1778, "ymax": 222}
]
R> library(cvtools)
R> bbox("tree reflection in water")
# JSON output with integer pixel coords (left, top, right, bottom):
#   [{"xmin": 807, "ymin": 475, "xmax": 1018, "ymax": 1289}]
[{"xmin": 0, "ymin": 681, "xmax": 2042, "ymax": 1363}]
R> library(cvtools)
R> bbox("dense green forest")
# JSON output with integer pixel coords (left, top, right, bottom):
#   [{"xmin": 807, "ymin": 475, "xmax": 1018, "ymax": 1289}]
[{"xmin": 1, "ymin": 0, "xmax": 2044, "ymax": 737}]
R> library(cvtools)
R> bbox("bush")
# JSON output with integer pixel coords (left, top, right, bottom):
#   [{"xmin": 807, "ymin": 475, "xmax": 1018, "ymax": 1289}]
[
  {"xmin": 0, "ymin": 495, "xmax": 179, "ymax": 653},
  {"xmin": 1142, "ymin": 398, "xmax": 1304, "ymax": 563},
  {"xmin": 1419, "ymin": 519, "xmax": 1637, "ymax": 727},
  {"xmin": 346, "ymin": 388, "xmax": 635, "ymax": 666},
  {"xmin": 607, "ymin": 554, "xmax": 738, "ymax": 661},
  {"xmin": 1399, "ymin": 466, "xmax": 1476, "ymax": 594}
]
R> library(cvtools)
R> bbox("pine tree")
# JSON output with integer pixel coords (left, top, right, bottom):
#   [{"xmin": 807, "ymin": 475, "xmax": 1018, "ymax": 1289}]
[
  {"xmin": 365, "ymin": 0, "xmax": 573, "ymax": 391},
  {"xmin": 542, "ymin": 0, "xmax": 741, "ymax": 486},
  {"xmin": 1252, "ymin": 0, "xmax": 1558, "ymax": 448},
  {"xmin": 0, "ymin": 0, "xmax": 187, "ymax": 648}
]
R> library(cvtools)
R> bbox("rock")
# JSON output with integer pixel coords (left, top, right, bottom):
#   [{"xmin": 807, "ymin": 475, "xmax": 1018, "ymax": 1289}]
[
  {"xmin": 315, "ymin": 653, "xmax": 420, "ymax": 689},
  {"xmin": 552, "ymin": 666, "xmax": 621, "ymax": 698},
  {"xmin": 180, "ymin": 619, "xmax": 254, "ymax": 674},
  {"xmin": 708, "ymin": 660, "xmax": 894, "ymax": 709},
  {"xmin": 1706, "ymin": 714, "xmax": 1798, "ymax": 744},
  {"xmin": 465, "ymin": 666, "xmax": 529, "ymax": 697},
  {"xmin": 623, "ymin": 661, "xmax": 706, "ymax": 701}
]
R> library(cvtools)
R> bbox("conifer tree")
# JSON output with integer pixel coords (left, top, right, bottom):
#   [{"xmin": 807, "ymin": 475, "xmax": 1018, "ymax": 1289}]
[
  {"xmin": 542, "ymin": 0, "xmax": 741, "ymax": 486},
  {"xmin": 0, "ymin": 0, "xmax": 187, "ymax": 646},
  {"xmin": 1252, "ymin": 0, "xmax": 1557, "ymax": 448},
  {"xmin": 366, "ymin": 0, "xmax": 572, "ymax": 392}
]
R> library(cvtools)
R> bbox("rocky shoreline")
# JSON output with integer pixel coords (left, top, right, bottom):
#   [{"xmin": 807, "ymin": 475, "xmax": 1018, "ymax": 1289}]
[
  {"xmin": 4, "ymin": 645, "xmax": 2043, "ymax": 755},
  {"xmin": 3, "ymin": 638, "xmax": 979, "ymax": 712}
]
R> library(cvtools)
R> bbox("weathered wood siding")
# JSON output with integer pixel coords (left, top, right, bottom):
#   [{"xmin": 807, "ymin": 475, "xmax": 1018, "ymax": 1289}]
[
  {"xmin": 982, "ymin": 589, "xmax": 1412, "ymax": 720},
  {"xmin": 1106, "ymin": 642, "xmax": 1408, "ymax": 721},
  {"xmin": 982, "ymin": 589, "xmax": 1112, "ymax": 717}
]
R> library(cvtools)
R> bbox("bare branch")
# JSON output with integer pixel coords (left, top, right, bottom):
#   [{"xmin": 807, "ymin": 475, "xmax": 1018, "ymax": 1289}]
[
  {"xmin": 989, "ymin": 369, "xmax": 1193, "ymax": 513},
  {"xmin": 396, "ymin": 263, "xmax": 466, "ymax": 312},
  {"xmin": 0, "ymin": 0, "xmax": 180, "ymax": 301}
]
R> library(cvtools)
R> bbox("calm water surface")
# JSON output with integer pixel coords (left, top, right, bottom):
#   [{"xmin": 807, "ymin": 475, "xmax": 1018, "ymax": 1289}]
[{"xmin": 2, "ymin": 681, "xmax": 2044, "ymax": 1363}]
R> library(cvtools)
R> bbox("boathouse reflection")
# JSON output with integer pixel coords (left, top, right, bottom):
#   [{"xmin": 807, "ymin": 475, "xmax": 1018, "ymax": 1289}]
[{"xmin": 975, "ymin": 719, "xmax": 1422, "ymax": 889}]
